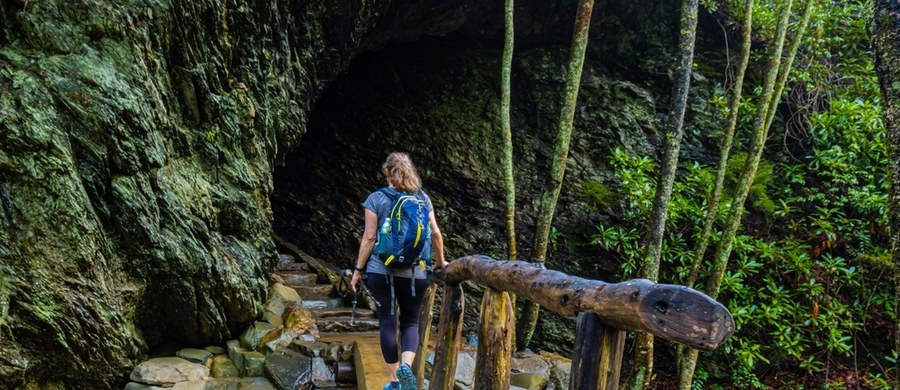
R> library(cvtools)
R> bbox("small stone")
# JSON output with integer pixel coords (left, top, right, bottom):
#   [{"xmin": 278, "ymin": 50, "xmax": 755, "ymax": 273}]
[
  {"xmin": 232, "ymin": 347, "xmax": 248, "ymax": 373},
  {"xmin": 129, "ymin": 357, "xmax": 209, "ymax": 386},
  {"xmin": 311, "ymin": 357, "xmax": 333, "ymax": 382},
  {"xmin": 270, "ymin": 283, "xmax": 301, "ymax": 302},
  {"xmin": 288, "ymin": 340, "xmax": 329, "ymax": 358},
  {"xmin": 210, "ymin": 355, "xmax": 239, "ymax": 378},
  {"xmin": 510, "ymin": 373, "xmax": 549, "ymax": 390},
  {"xmin": 176, "ymin": 348, "xmax": 214, "ymax": 364},
  {"xmin": 283, "ymin": 307, "xmax": 318, "ymax": 338},
  {"xmin": 242, "ymin": 351, "xmax": 266, "ymax": 377},
  {"xmin": 226, "ymin": 340, "xmax": 241, "ymax": 361},
  {"xmin": 322, "ymin": 341, "xmax": 353, "ymax": 362},
  {"xmin": 240, "ymin": 321, "xmax": 279, "ymax": 351},
  {"xmin": 453, "ymin": 352, "xmax": 476, "ymax": 387}
]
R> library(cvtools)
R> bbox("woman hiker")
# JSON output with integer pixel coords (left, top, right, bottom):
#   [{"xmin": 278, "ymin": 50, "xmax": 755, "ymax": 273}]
[{"xmin": 350, "ymin": 152, "xmax": 448, "ymax": 390}]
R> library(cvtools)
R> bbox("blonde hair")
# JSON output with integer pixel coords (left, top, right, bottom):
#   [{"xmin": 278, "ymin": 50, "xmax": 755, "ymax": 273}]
[{"xmin": 382, "ymin": 152, "xmax": 422, "ymax": 193}]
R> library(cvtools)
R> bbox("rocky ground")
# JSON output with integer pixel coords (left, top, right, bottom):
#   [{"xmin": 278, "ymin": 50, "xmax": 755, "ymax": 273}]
[{"xmin": 123, "ymin": 251, "xmax": 573, "ymax": 390}]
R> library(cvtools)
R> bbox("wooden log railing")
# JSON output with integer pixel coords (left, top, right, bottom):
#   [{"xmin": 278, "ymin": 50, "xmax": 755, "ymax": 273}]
[{"xmin": 420, "ymin": 255, "xmax": 735, "ymax": 390}]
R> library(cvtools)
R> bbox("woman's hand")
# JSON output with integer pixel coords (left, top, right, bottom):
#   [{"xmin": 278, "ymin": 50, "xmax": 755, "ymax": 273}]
[
  {"xmin": 433, "ymin": 259, "xmax": 449, "ymax": 270},
  {"xmin": 350, "ymin": 270, "xmax": 361, "ymax": 292}
]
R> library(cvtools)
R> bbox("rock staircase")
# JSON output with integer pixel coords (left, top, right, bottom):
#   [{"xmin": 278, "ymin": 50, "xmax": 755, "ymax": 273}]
[
  {"xmin": 274, "ymin": 252, "xmax": 393, "ymax": 390},
  {"xmin": 273, "ymin": 253, "xmax": 380, "ymax": 335}
]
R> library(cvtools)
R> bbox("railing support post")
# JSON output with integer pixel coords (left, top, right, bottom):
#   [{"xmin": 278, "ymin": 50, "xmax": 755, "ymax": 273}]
[
  {"xmin": 570, "ymin": 312, "xmax": 626, "ymax": 390},
  {"xmin": 414, "ymin": 283, "xmax": 437, "ymax": 387},
  {"xmin": 429, "ymin": 282, "xmax": 464, "ymax": 390},
  {"xmin": 473, "ymin": 288, "xmax": 514, "ymax": 389}
]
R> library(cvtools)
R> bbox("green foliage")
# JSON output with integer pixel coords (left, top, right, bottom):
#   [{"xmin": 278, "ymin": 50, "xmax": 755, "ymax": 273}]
[
  {"xmin": 726, "ymin": 153, "xmax": 776, "ymax": 216},
  {"xmin": 580, "ymin": 180, "xmax": 616, "ymax": 211},
  {"xmin": 591, "ymin": 109, "xmax": 890, "ymax": 387}
]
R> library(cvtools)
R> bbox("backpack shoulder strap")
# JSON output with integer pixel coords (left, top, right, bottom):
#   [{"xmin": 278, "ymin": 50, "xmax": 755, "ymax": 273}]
[{"xmin": 378, "ymin": 187, "xmax": 398, "ymax": 200}]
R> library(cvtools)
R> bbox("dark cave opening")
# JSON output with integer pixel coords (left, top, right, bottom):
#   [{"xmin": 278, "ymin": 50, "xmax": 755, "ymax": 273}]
[{"xmin": 270, "ymin": 34, "xmax": 509, "ymax": 268}]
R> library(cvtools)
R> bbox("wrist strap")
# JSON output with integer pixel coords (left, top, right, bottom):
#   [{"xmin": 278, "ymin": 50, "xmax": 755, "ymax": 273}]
[{"xmin": 354, "ymin": 265, "xmax": 365, "ymax": 272}]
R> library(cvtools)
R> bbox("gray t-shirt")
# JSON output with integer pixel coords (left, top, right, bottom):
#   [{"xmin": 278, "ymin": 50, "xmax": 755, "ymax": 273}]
[{"xmin": 362, "ymin": 188, "xmax": 433, "ymax": 279}]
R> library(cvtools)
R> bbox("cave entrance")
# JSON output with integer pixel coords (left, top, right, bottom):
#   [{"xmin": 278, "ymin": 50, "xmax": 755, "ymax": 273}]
[{"xmin": 270, "ymin": 35, "xmax": 507, "ymax": 265}]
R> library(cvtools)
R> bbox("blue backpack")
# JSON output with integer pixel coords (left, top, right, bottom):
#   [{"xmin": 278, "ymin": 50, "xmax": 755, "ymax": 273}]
[{"xmin": 374, "ymin": 187, "xmax": 432, "ymax": 270}]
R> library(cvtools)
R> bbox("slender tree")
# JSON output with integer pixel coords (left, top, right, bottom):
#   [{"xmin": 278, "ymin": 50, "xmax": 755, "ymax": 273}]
[
  {"xmin": 677, "ymin": 0, "xmax": 753, "ymax": 378},
  {"xmin": 515, "ymin": 0, "xmax": 595, "ymax": 351},
  {"xmin": 686, "ymin": 0, "xmax": 754, "ymax": 290},
  {"xmin": 627, "ymin": 0, "xmax": 700, "ymax": 388},
  {"xmin": 501, "ymin": 0, "xmax": 517, "ymax": 261},
  {"xmin": 678, "ymin": 1, "xmax": 814, "ymax": 388},
  {"xmin": 871, "ymin": 1, "xmax": 900, "ymax": 388}
]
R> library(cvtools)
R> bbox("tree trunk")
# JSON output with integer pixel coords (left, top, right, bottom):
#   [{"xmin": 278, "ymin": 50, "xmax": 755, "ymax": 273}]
[
  {"xmin": 705, "ymin": 0, "xmax": 793, "ymax": 302},
  {"xmin": 678, "ymin": 1, "xmax": 805, "ymax": 389},
  {"xmin": 629, "ymin": 0, "xmax": 700, "ymax": 387},
  {"xmin": 502, "ymin": 0, "xmax": 517, "ymax": 262},
  {"xmin": 517, "ymin": 0, "xmax": 596, "ymax": 352},
  {"xmin": 871, "ymin": 1, "xmax": 900, "ymax": 388},
  {"xmin": 436, "ymin": 255, "xmax": 734, "ymax": 350},
  {"xmin": 686, "ymin": 0, "xmax": 754, "ymax": 290}
]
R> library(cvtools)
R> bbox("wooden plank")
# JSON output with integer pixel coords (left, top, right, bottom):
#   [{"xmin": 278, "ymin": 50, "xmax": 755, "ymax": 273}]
[
  {"xmin": 473, "ymin": 288, "xmax": 514, "ymax": 389},
  {"xmin": 429, "ymin": 282, "xmax": 464, "ymax": 390},
  {"xmin": 570, "ymin": 313, "xmax": 625, "ymax": 390},
  {"xmin": 436, "ymin": 255, "xmax": 734, "ymax": 350},
  {"xmin": 570, "ymin": 312, "xmax": 602, "ymax": 390},
  {"xmin": 597, "ymin": 325, "xmax": 625, "ymax": 390},
  {"xmin": 320, "ymin": 332, "xmax": 391, "ymax": 390}
]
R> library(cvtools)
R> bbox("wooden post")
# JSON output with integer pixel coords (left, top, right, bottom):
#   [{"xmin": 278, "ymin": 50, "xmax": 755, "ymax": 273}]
[
  {"xmin": 570, "ymin": 313, "xmax": 625, "ymax": 390},
  {"xmin": 436, "ymin": 255, "xmax": 734, "ymax": 350},
  {"xmin": 473, "ymin": 288, "xmax": 514, "ymax": 389},
  {"xmin": 414, "ymin": 283, "xmax": 437, "ymax": 386},
  {"xmin": 429, "ymin": 282, "xmax": 464, "ymax": 390}
]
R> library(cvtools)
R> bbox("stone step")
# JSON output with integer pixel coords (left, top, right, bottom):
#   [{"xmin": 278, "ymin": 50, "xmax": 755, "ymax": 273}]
[
  {"xmin": 278, "ymin": 253, "xmax": 296, "ymax": 262},
  {"xmin": 301, "ymin": 298, "xmax": 344, "ymax": 309},
  {"xmin": 310, "ymin": 307, "xmax": 376, "ymax": 319},
  {"xmin": 276, "ymin": 262, "xmax": 310, "ymax": 272},
  {"xmin": 276, "ymin": 272, "xmax": 319, "ymax": 286},
  {"xmin": 316, "ymin": 317, "xmax": 380, "ymax": 333},
  {"xmin": 290, "ymin": 284, "xmax": 335, "ymax": 298}
]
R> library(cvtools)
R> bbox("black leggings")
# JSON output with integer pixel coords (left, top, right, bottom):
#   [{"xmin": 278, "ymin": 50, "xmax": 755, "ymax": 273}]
[{"xmin": 366, "ymin": 274, "xmax": 428, "ymax": 364}]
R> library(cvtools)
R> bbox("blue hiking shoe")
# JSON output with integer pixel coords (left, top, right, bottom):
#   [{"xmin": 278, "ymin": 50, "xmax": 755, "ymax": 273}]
[
  {"xmin": 383, "ymin": 381, "xmax": 399, "ymax": 390},
  {"xmin": 397, "ymin": 363, "xmax": 416, "ymax": 390}
]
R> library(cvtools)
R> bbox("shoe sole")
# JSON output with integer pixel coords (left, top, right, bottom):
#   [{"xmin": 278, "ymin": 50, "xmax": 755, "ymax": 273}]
[{"xmin": 397, "ymin": 364, "xmax": 416, "ymax": 390}]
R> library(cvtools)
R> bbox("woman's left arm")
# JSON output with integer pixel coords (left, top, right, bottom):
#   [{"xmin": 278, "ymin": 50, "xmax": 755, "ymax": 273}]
[
  {"xmin": 350, "ymin": 208, "xmax": 378, "ymax": 291},
  {"xmin": 430, "ymin": 213, "xmax": 448, "ymax": 269}
]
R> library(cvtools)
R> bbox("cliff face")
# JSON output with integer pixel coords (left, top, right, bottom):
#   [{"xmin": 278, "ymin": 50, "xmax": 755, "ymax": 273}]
[{"xmin": 0, "ymin": 0, "xmax": 722, "ymax": 387}]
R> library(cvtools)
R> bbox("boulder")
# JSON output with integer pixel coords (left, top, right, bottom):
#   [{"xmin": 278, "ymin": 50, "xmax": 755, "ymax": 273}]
[
  {"xmin": 129, "ymin": 357, "xmax": 209, "ymax": 386},
  {"xmin": 176, "ymin": 348, "xmax": 214, "ymax": 364},
  {"xmin": 265, "ymin": 350, "xmax": 312, "ymax": 390},
  {"xmin": 269, "ymin": 284, "xmax": 301, "ymax": 303}
]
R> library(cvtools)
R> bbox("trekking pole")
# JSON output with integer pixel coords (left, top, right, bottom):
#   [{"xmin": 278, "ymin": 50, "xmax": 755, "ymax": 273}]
[
  {"xmin": 349, "ymin": 289, "xmax": 358, "ymax": 326},
  {"xmin": 340, "ymin": 269, "xmax": 382, "ymax": 326}
]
